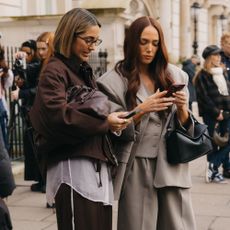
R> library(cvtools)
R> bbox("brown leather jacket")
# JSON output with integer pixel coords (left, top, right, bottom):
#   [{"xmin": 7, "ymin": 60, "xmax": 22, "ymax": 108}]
[{"xmin": 29, "ymin": 54, "xmax": 110, "ymax": 166}]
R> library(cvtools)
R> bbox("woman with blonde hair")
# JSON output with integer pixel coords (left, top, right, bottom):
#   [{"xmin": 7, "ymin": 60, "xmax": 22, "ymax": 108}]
[
  {"xmin": 30, "ymin": 8, "xmax": 129, "ymax": 230},
  {"xmin": 194, "ymin": 45, "xmax": 230, "ymax": 183}
]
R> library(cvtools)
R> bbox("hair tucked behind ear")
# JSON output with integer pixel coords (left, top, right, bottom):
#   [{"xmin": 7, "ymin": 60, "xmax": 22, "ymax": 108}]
[{"xmin": 53, "ymin": 8, "xmax": 101, "ymax": 58}]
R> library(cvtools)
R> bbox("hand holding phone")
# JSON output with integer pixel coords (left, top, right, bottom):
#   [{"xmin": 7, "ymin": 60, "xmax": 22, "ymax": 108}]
[
  {"xmin": 119, "ymin": 108, "xmax": 142, "ymax": 119},
  {"xmin": 165, "ymin": 83, "xmax": 185, "ymax": 97}
]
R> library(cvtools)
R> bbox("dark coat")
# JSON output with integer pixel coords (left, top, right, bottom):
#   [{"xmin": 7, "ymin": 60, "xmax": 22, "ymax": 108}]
[
  {"xmin": 13, "ymin": 59, "xmax": 42, "ymax": 182},
  {"xmin": 0, "ymin": 128, "xmax": 15, "ymax": 199},
  {"xmin": 0, "ymin": 198, "xmax": 12, "ymax": 230},
  {"xmin": 220, "ymin": 51, "xmax": 230, "ymax": 80},
  {"xmin": 13, "ymin": 58, "xmax": 41, "ymax": 109},
  {"xmin": 29, "ymin": 54, "xmax": 110, "ymax": 167},
  {"xmin": 194, "ymin": 69, "xmax": 230, "ymax": 119},
  {"xmin": 182, "ymin": 59, "xmax": 197, "ymax": 103}
]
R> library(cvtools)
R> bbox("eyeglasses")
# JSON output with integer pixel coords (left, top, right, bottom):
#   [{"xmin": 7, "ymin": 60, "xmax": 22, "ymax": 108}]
[{"xmin": 77, "ymin": 35, "xmax": 102, "ymax": 46}]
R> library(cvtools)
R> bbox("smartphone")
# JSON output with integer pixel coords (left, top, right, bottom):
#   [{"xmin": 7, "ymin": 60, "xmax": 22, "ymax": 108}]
[
  {"xmin": 119, "ymin": 110, "xmax": 139, "ymax": 119},
  {"xmin": 165, "ymin": 83, "xmax": 185, "ymax": 97}
]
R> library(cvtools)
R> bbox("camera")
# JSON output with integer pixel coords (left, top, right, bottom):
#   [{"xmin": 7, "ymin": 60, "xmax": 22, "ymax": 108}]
[
  {"xmin": 14, "ymin": 57, "xmax": 26, "ymax": 70},
  {"xmin": 12, "ymin": 56, "xmax": 27, "ymax": 89}
]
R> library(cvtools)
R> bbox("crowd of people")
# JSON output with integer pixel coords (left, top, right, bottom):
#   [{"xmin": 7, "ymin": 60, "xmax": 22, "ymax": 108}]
[
  {"xmin": 1, "ymin": 7, "xmax": 230, "ymax": 230},
  {"xmin": 0, "ymin": 31, "xmax": 55, "ymax": 228}
]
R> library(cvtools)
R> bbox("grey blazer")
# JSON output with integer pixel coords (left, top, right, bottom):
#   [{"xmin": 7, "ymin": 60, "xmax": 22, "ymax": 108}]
[{"xmin": 97, "ymin": 64, "xmax": 192, "ymax": 199}]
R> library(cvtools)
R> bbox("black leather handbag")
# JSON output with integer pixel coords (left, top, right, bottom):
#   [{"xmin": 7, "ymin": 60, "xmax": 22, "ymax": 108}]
[
  {"xmin": 165, "ymin": 111, "xmax": 213, "ymax": 164},
  {"xmin": 66, "ymin": 85, "xmax": 110, "ymax": 119}
]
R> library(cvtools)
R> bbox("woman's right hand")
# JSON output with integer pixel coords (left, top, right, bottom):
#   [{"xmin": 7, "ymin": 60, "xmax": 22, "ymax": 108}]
[
  {"xmin": 107, "ymin": 112, "xmax": 132, "ymax": 133},
  {"xmin": 138, "ymin": 89, "xmax": 174, "ymax": 114},
  {"xmin": 14, "ymin": 51, "xmax": 27, "ymax": 60}
]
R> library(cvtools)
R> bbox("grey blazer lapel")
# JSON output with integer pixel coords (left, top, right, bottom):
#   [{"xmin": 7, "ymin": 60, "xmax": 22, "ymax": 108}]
[
  {"xmin": 136, "ymin": 83, "xmax": 149, "ymax": 103},
  {"xmin": 136, "ymin": 84, "xmax": 151, "ymax": 139}
]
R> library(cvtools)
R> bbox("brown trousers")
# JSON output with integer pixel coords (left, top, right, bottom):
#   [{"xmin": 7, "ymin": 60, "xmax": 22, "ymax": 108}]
[{"xmin": 55, "ymin": 183, "xmax": 112, "ymax": 230}]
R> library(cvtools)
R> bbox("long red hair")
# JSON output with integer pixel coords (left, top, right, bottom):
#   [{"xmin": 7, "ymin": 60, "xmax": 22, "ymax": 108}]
[{"xmin": 37, "ymin": 32, "xmax": 54, "ymax": 68}]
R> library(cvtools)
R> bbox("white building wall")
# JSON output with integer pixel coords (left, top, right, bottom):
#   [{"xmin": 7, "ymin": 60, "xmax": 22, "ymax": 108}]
[
  {"xmin": 0, "ymin": 0, "xmax": 22, "ymax": 16},
  {"xmin": 97, "ymin": 13, "xmax": 126, "ymax": 69},
  {"xmin": 0, "ymin": 18, "xmax": 59, "ymax": 47},
  {"xmin": 1, "ymin": 0, "xmax": 230, "ymax": 65},
  {"xmin": 197, "ymin": 9, "xmax": 208, "ymax": 59},
  {"xmin": 171, "ymin": 0, "xmax": 180, "ymax": 63},
  {"xmin": 159, "ymin": 0, "xmax": 172, "ymax": 56}
]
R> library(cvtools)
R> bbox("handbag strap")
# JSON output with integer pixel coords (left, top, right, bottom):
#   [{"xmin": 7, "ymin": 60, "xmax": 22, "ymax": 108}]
[{"xmin": 166, "ymin": 109, "xmax": 212, "ymax": 140}]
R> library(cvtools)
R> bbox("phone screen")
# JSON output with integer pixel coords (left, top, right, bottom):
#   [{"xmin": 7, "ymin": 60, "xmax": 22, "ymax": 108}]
[
  {"xmin": 165, "ymin": 84, "xmax": 185, "ymax": 97},
  {"xmin": 119, "ymin": 110, "xmax": 137, "ymax": 119}
]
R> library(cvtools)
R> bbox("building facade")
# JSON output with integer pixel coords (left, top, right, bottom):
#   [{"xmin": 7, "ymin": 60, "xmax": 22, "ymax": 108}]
[{"xmin": 0, "ymin": 0, "xmax": 230, "ymax": 67}]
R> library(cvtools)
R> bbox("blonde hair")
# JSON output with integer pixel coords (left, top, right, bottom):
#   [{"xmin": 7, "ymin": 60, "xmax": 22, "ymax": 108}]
[
  {"xmin": 53, "ymin": 8, "xmax": 101, "ymax": 58},
  {"xmin": 37, "ymin": 31, "xmax": 54, "ymax": 66},
  {"xmin": 221, "ymin": 32, "xmax": 230, "ymax": 45}
]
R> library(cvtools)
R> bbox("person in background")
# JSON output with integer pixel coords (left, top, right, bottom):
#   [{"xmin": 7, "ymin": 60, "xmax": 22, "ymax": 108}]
[
  {"xmin": 0, "ymin": 125, "xmax": 15, "ymax": 230},
  {"xmin": 220, "ymin": 32, "xmax": 230, "ymax": 81},
  {"xmin": 220, "ymin": 33, "xmax": 230, "ymax": 179},
  {"xmin": 29, "ymin": 8, "xmax": 129, "ymax": 230},
  {"xmin": 36, "ymin": 32, "xmax": 54, "ymax": 70},
  {"xmin": 0, "ymin": 45, "xmax": 13, "ymax": 150},
  {"xmin": 182, "ymin": 54, "xmax": 200, "ymax": 110},
  {"xmin": 97, "ymin": 16, "xmax": 196, "ymax": 230},
  {"xmin": 11, "ymin": 40, "xmax": 43, "ymax": 192},
  {"xmin": 194, "ymin": 45, "xmax": 230, "ymax": 183},
  {"xmin": 36, "ymin": 31, "xmax": 55, "ymax": 208}
]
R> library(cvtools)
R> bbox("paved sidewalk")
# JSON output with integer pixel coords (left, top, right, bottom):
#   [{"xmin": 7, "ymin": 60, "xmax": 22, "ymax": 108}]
[
  {"xmin": 6, "ymin": 168, "xmax": 56, "ymax": 230},
  {"xmin": 4, "ymin": 156, "xmax": 230, "ymax": 230}
]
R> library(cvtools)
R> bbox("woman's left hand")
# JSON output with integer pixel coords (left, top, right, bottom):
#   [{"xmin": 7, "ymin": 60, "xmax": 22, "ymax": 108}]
[
  {"xmin": 173, "ymin": 91, "xmax": 189, "ymax": 124},
  {"xmin": 173, "ymin": 91, "xmax": 188, "ymax": 111},
  {"xmin": 107, "ymin": 111, "xmax": 132, "ymax": 133}
]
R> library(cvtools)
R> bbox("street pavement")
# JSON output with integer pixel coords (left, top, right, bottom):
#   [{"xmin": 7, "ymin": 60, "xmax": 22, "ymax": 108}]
[{"xmin": 4, "ymin": 156, "xmax": 230, "ymax": 230}]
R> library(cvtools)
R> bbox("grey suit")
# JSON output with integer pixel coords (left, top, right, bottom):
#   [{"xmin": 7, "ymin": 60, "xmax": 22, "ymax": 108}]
[{"xmin": 97, "ymin": 64, "xmax": 196, "ymax": 230}]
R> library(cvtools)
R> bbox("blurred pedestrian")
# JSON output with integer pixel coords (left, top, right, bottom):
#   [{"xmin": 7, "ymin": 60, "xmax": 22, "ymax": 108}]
[
  {"xmin": 194, "ymin": 45, "xmax": 230, "ymax": 183},
  {"xmin": 11, "ymin": 40, "xmax": 43, "ymax": 192},
  {"xmin": 220, "ymin": 32, "xmax": 230, "ymax": 81},
  {"xmin": 182, "ymin": 54, "xmax": 200, "ymax": 110},
  {"xmin": 36, "ymin": 32, "xmax": 54, "ymax": 71},
  {"xmin": 29, "ymin": 8, "xmax": 129, "ymax": 230},
  {"xmin": 34, "ymin": 32, "xmax": 55, "ymax": 208},
  {"xmin": 0, "ymin": 45, "xmax": 13, "ymax": 150},
  {"xmin": 97, "ymin": 16, "xmax": 196, "ymax": 230},
  {"xmin": 0, "ymin": 126, "xmax": 15, "ymax": 230}
]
